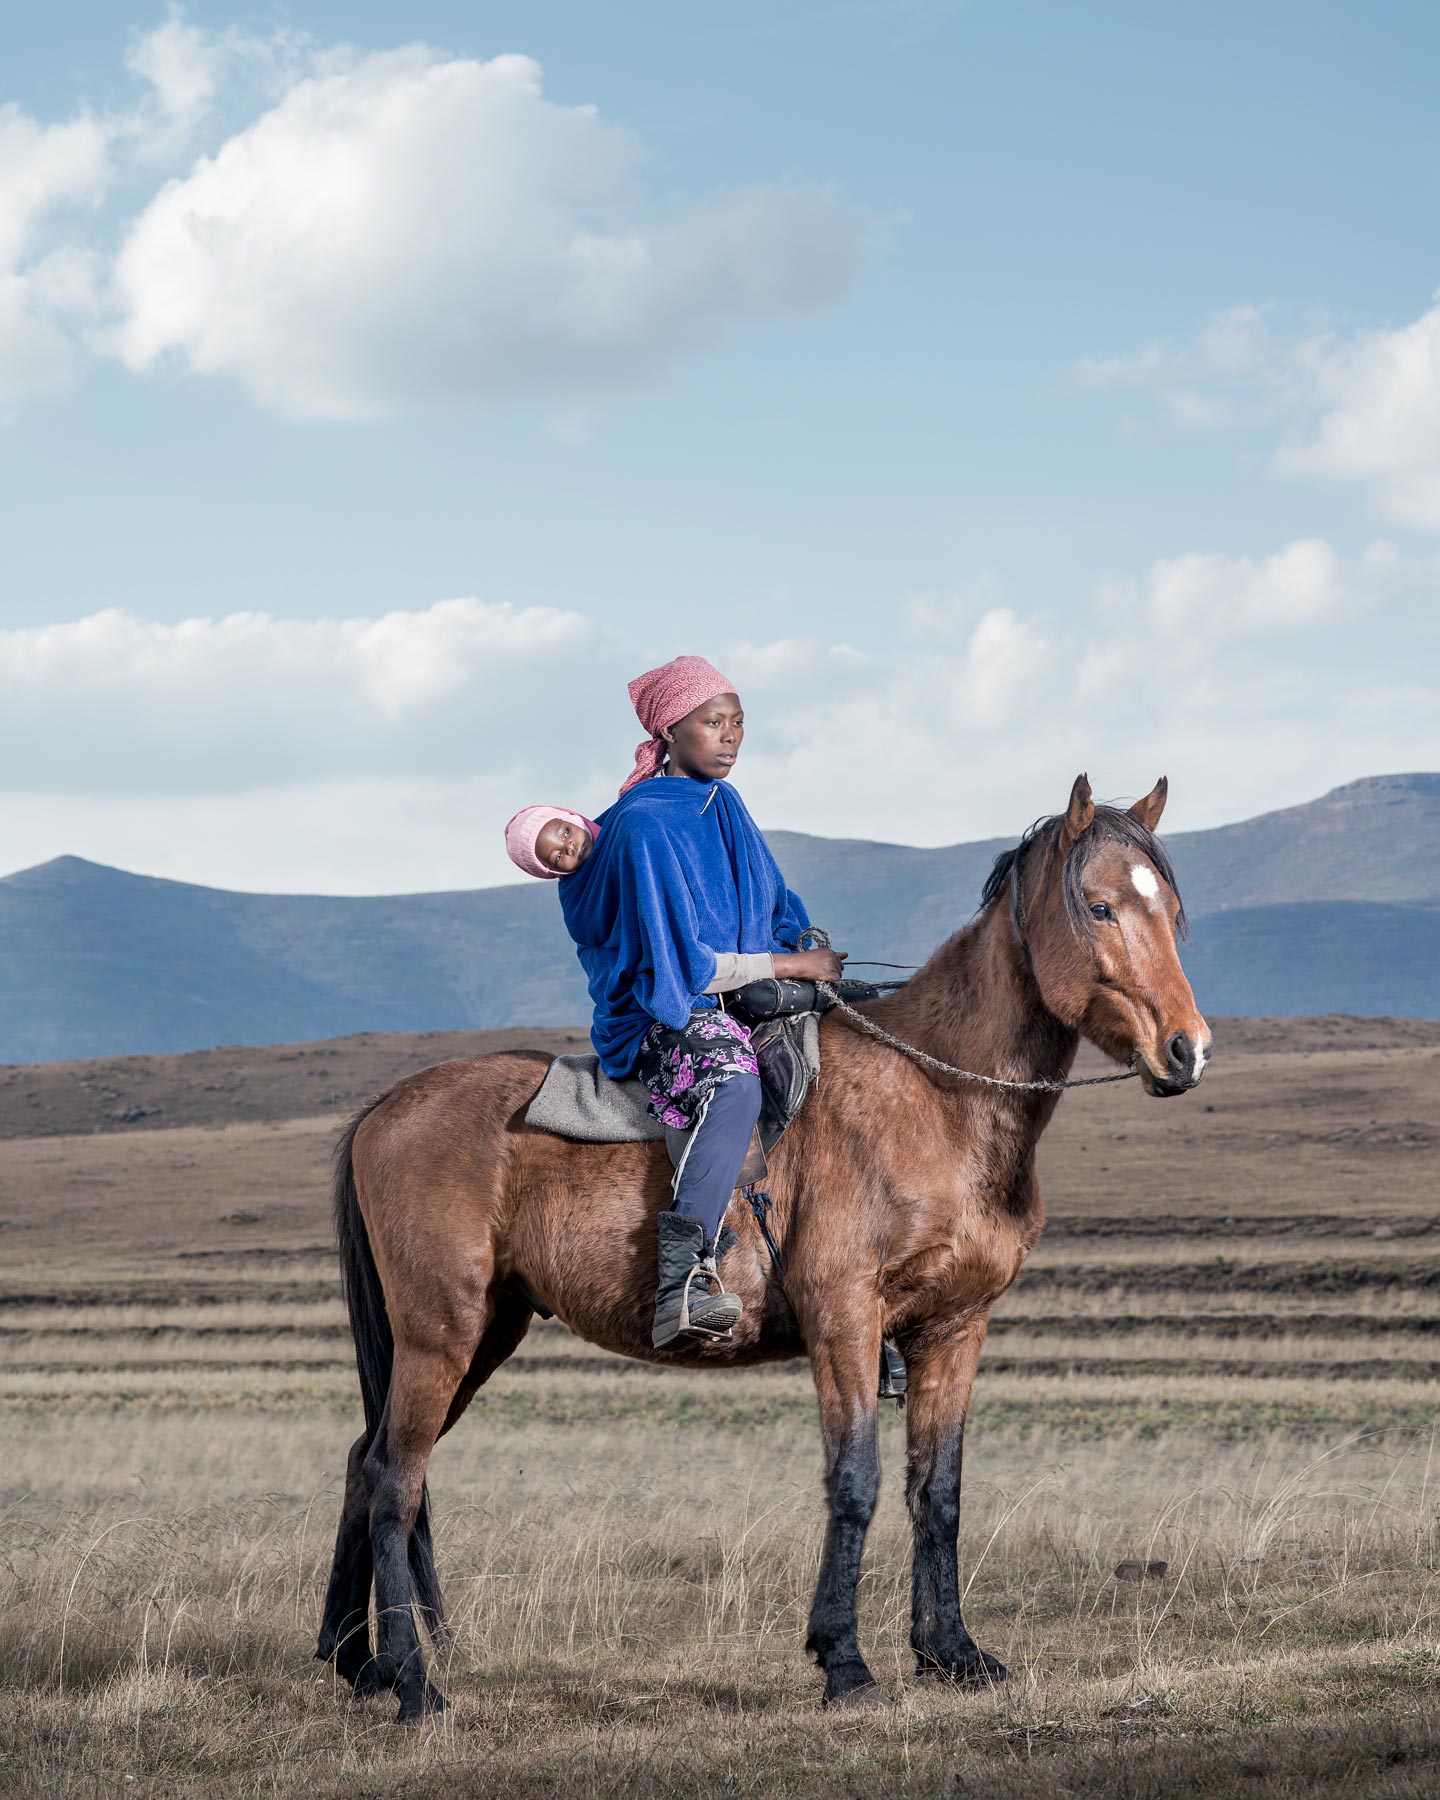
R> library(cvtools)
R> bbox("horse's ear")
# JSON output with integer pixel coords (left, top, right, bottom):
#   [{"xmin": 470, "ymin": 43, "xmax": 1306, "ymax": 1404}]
[
  {"xmin": 1128, "ymin": 776, "xmax": 1168, "ymax": 833},
  {"xmin": 1060, "ymin": 773, "xmax": 1095, "ymax": 849}
]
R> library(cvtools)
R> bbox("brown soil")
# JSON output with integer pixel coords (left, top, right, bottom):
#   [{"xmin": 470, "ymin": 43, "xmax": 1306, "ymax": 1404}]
[{"xmin": 0, "ymin": 1023, "xmax": 585, "ymax": 1139}]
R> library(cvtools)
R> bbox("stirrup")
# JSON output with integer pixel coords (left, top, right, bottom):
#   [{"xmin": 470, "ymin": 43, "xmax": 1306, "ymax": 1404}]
[
  {"xmin": 879, "ymin": 1340, "xmax": 907, "ymax": 1403},
  {"xmin": 679, "ymin": 1256, "xmax": 739, "ymax": 1341}
]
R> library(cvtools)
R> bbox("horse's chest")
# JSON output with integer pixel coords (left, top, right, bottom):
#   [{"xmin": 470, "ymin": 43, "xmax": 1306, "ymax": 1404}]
[
  {"xmin": 902, "ymin": 1225, "xmax": 1030, "ymax": 1309},
  {"xmin": 884, "ymin": 1166, "xmax": 1041, "ymax": 1318}
]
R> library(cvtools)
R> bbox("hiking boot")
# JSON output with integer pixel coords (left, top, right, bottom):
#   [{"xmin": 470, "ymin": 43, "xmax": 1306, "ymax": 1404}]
[{"xmin": 652, "ymin": 1213, "xmax": 743, "ymax": 1348}]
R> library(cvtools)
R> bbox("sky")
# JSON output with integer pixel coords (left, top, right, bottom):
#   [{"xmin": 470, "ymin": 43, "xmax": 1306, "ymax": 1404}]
[{"xmin": 3, "ymin": 0, "xmax": 1439, "ymax": 894}]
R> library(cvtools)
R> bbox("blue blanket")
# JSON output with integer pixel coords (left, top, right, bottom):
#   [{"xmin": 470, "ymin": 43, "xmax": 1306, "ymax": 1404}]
[{"xmin": 558, "ymin": 778, "xmax": 810, "ymax": 1078}]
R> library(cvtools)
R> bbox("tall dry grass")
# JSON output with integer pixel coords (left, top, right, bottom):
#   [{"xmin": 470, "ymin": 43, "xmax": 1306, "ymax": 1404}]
[{"xmin": 4, "ymin": 1414, "xmax": 1439, "ymax": 1797}]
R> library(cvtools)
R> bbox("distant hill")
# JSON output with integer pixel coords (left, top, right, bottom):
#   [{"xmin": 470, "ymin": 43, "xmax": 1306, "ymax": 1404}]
[{"xmin": 3, "ymin": 773, "xmax": 1438, "ymax": 1062}]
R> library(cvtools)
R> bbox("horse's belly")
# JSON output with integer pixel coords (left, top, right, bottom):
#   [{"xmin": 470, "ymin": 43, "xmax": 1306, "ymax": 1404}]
[
  {"xmin": 545, "ymin": 1289, "xmax": 805, "ymax": 1369},
  {"xmin": 505, "ymin": 1148, "xmax": 805, "ymax": 1368}
]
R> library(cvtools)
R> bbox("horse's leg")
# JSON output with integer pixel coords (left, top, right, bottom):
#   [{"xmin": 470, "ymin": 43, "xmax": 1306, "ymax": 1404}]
[
  {"xmin": 317, "ymin": 1290, "xmax": 520, "ymax": 1690},
  {"xmin": 805, "ymin": 1310, "xmax": 886, "ymax": 1708},
  {"xmin": 396, "ymin": 1288, "xmax": 532, "ymax": 1651},
  {"xmin": 904, "ymin": 1319, "xmax": 1010, "ymax": 1686},
  {"xmin": 440, "ymin": 1288, "xmax": 534, "ymax": 1438},
  {"xmin": 407, "ymin": 1486, "xmax": 444, "ymax": 1647},
  {"xmin": 365, "ymin": 1341, "xmax": 470, "ymax": 1722},
  {"xmin": 316, "ymin": 1428, "xmax": 383, "ymax": 1694}
]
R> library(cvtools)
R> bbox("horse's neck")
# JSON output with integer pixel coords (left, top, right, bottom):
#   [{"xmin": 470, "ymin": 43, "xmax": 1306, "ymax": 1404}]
[{"xmin": 872, "ymin": 902, "xmax": 1079, "ymax": 1138}]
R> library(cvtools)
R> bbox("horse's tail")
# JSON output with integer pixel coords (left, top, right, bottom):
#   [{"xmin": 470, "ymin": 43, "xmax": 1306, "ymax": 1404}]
[
  {"xmin": 333, "ymin": 1098, "xmax": 393, "ymax": 1438},
  {"xmin": 332, "ymin": 1095, "xmax": 446, "ymax": 1638}
]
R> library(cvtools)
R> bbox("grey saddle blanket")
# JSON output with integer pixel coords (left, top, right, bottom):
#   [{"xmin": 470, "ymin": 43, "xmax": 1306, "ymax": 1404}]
[
  {"xmin": 526, "ymin": 1057, "xmax": 663, "ymax": 1142},
  {"xmin": 525, "ymin": 1011, "xmax": 821, "ymax": 1144}
]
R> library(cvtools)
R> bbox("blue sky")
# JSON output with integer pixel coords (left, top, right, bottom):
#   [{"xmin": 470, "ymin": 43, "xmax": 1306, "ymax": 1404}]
[{"xmin": 3, "ymin": 2, "xmax": 1439, "ymax": 891}]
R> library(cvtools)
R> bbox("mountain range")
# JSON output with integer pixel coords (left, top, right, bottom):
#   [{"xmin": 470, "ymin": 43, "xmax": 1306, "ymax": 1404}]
[{"xmin": 2, "ymin": 773, "xmax": 1438, "ymax": 1063}]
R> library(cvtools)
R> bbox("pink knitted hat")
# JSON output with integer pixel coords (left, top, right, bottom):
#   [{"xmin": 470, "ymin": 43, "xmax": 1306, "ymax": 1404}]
[
  {"xmin": 504, "ymin": 806, "xmax": 600, "ymax": 880},
  {"xmin": 619, "ymin": 655, "xmax": 738, "ymax": 796}
]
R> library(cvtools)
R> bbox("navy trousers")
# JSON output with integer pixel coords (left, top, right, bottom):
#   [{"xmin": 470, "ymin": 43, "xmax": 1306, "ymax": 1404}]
[{"xmin": 666, "ymin": 1071, "xmax": 762, "ymax": 1242}]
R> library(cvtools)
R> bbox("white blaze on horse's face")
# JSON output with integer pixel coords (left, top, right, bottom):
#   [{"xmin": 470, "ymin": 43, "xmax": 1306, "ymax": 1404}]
[{"xmin": 1130, "ymin": 863, "xmax": 1160, "ymax": 907}]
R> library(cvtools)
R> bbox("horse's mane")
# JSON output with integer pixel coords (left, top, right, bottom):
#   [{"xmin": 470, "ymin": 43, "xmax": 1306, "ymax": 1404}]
[{"xmin": 980, "ymin": 806, "xmax": 1188, "ymax": 941}]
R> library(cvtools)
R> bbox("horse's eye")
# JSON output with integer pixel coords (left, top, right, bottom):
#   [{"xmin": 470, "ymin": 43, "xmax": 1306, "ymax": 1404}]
[{"xmin": 1090, "ymin": 902, "xmax": 1115, "ymax": 922}]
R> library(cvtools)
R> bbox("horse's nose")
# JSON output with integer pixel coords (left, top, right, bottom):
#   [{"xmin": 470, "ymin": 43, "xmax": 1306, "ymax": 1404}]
[{"xmin": 1165, "ymin": 1032, "xmax": 1196, "ymax": 1082}]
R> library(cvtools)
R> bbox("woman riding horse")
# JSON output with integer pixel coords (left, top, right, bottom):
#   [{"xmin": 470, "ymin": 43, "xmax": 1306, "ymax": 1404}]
[
  {"xmin": 558, "ymin": 654, "xmax": 846, "ymax": 1347},
  {"xmin": 319, "ymin": 767, "xmax": 1210, "ymax": 1721}
]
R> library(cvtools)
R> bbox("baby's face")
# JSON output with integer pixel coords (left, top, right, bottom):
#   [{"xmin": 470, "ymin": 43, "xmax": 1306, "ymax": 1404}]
[{"xmin": 536, "ymin": 817, "xmax": 593, "ymax": 875}]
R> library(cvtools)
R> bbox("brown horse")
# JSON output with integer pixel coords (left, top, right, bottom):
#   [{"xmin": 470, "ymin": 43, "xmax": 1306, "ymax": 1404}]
[{"xmin": 316, "ymin": 773, "xmax": 1210, "ymax": 1720}]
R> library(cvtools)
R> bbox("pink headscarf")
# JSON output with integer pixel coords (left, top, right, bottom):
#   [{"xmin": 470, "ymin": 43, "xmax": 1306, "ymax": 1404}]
[
  {"xmin": 504, "ymin": 805, "xmax": 600, "ymax": 881},
  {"xmin": 619, "ymin": 654, "xmax": 738, "ymax": 796}
]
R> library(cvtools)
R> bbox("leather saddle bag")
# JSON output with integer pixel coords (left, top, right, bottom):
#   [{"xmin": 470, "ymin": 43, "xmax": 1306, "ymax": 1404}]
[
  {"xmin": 748, "ymin": 1014, "xmax": 813, "ymax": 1158},
  {"xmin": 730, "ymin": 976, "xmax": 886, "ymax": 1020}
]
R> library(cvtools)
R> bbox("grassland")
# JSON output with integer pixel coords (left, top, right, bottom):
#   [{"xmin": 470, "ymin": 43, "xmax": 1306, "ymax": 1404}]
[{"xmin": 2, "ymin": 1016, "xmax": 1438, "ymax": 1796}]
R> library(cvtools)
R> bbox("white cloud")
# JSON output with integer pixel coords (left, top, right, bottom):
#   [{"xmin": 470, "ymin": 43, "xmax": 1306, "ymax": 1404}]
[
  {"xmin": 944, "ymin": 606, "xmax": 1053, "ymax": 729},
  {"xmin": 0, "ymin": 104, "xmax": 109, "ymax": 268},
  {"xmin": 1092, "ymin": 538, "xmax": 1344, "ymax": 647},
  {"xmin": 730, "ymin": 540, "xmax": 1437, "ymax": 850},
  {"xmin": 124, "ymin": 10, "xmax": 225, "ymax": 133},
  {"xmin": 1073, "ymin": 296, "xmax": 1440, "ymax": 531},
  {"xmin": 0, "ymin": 101, "xmax": 110, "ymax": 414},
  {"xmin": 107, "ymin": 44, "xmax": 870, "ymax": 419},
  {"xmin": 1279, "ymin": 295, "xmax": 1440, "ymax": 529},
  {"xmin": 1068, "ymin": 304, "xmax": 1297, "ymax": 431},
  {"xmin": 0, "ymin": 18, "xmax": 868, "ymax": 422},
  {"xmin": 118, "ymin": 10, "xmax": 311, "ymax": 161},
  {"xmin": 0, "ymin": 598, "xmax": 614, "ymax": 795},
  {"xmin": 1, "ymin": 543, "xmax": 1436, "ymax": 890},
  {"xmin": 722, "ymin": 637, "xmax": 877, "ymax": 697}
]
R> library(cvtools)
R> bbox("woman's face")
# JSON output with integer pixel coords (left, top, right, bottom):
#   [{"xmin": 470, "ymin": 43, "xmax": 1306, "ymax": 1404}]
[{"xmin": 663, "ymin": 692, "xmax": 744, "ymax": 782}]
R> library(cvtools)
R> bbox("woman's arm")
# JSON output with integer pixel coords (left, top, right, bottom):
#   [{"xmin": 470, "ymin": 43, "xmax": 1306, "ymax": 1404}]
[
  {"xmin": 703, "ymin": 951, "xmax": 775, "ymax": 994},
  {"xmin": 700, "ymin": 946, "xmax": 848, "ymax": 990}
]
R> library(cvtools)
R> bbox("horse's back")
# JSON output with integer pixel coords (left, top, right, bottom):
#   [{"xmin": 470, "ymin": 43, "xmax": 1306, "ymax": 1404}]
[
  {"xmin": 353, "ymin": 1047, "xmax": 559, "ymax": 1160},
  {"xmin": 351, "ymin": 1046, "xmax": 663, "ymax": 1235}
]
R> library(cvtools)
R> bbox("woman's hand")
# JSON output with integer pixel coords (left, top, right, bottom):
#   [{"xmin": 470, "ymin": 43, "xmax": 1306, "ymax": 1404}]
[{"xmin": 773, "ymin": 947, "xmax": 848, "ymax": 983}]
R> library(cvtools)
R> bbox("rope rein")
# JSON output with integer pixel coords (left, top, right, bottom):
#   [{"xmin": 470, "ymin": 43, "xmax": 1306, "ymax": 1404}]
[{"xmin": 799, "ymin": 928, "xmax": 1140, "ymax": 1095}]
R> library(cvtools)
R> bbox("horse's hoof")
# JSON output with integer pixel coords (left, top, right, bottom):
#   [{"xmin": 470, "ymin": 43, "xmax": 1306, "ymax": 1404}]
[
  {"xmin": 831, "ymin": 1677, "xmax": 889, "ymax": 1706},
  {"xmin": 824, "ymin": 1680, "xmax": 890, "ymax": 1711},
  {"xmin": 396, "ymin": 1682, "xmax": 448, "ymax": 1724},
  {"xmin": 351, "ymin": 1664, "xmax": 390, "ymax": 1700},
  {"xmin": 320, "ymin": 1648, "xmax": 388, "ymax": 1698},
  {"xmin": 917, "ymin": 1650, "xmax": 1010, "ymax": 1689}
]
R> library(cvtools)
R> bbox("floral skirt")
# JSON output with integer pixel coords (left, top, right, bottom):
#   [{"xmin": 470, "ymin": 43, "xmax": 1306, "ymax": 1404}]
[{"xmin": 635, "ymin": 1008, "xmax": 760, "ymax": 1130}]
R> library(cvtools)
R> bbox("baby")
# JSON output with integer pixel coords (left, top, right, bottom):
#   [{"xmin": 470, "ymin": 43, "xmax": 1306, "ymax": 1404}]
[
  {"xmin": 504, "ymin": 805, "xmax": 600, "ymax": 879},
  {"xmin": 504, "ymin": 800, "xmax": 781, "ymax": 997}
]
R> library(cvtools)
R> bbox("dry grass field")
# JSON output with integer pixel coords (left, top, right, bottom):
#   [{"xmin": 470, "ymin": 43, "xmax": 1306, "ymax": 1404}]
[{"xmin": 2, "ymin": 1016, "xmax": 1439, "ymax": 1797}]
